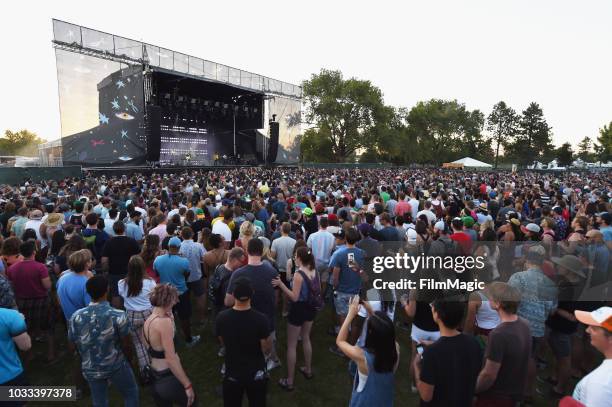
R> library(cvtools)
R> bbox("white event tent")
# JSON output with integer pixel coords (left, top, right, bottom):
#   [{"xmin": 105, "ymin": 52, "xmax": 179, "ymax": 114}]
[{"xmin": 450, "ymin": 157, "xmax": 493, "ymax": 168}]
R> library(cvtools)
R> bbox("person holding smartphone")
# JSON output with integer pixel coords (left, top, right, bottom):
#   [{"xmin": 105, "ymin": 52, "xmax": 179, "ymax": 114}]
[
  {"xmin": 336, "ymin": 295, "xmax": 399, "ymax": 407},
  {"xmin": 328, "ymin": 228, "xmax": 365, "ymax": 357}
]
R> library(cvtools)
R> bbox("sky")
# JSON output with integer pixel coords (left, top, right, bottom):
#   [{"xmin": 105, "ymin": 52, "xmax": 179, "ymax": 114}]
[{"xmin": 1, "ymin": 0, "xmax": 611, "ymax": 148}]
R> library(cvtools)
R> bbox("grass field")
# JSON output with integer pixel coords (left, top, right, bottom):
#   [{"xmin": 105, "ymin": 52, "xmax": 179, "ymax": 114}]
[{"xmin": 25, "ymin": 307, "xmax": 555, "ymax": 406}]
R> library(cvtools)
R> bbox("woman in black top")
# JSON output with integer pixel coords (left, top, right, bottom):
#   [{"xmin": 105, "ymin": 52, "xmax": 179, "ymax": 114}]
[{"xmin": 144, "ymin": 284, "xmax": 196, "ymax": 406}]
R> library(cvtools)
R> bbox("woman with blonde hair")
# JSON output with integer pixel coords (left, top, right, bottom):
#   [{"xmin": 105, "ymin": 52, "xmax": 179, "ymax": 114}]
[
  {"xmin": 234, "ymin": 221, "xmax": 254, "ymax": 266},
  {"xmin": 144, "ymin": 284, "xmax": 196, "ymax": 406},
  {"xmin": 118, "ymin": 255, "xmax": 156, "ymax": 377}
]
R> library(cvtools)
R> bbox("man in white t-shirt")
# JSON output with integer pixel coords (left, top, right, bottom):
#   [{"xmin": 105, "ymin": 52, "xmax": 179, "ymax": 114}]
[
  {"xmin": 416, "ymin": 201, "xmax": 436, "ymax": 226},
  {"xmin": 571, "ymin": 306, "xmax": 612, "ymax": 406},
  {"xmin": 212, "ymin": 209, "xmax": 233, "ymax": 244},
  {"xmin": 24, "ymin": 210, "xmax": 43, "ymax": 242}
]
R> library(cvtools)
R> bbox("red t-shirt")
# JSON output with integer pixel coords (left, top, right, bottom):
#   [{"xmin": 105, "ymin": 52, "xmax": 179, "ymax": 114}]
[
  {"xmin": 450, "ymin": 232, "xmax": 473, "ymax": 255},
  {"xmin": 395, "ymin": 201, "xmax": 412, "ymax": 217},
  {"xmin": 7, "ymin": 260, "xmax": 49, "ymax": 299},
  {"xmin": 146, "ymin": 265, "xmax": 160, "ymax": 283},
  {"xmin": 479, "ymin": 183, "xmax": 487, "ymax": 195}
]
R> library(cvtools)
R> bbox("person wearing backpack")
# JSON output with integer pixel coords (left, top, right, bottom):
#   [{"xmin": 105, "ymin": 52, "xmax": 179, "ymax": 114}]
[
  {"xmin": 82, "ymin": 212, "xmax": 109, "ymax": 271},
  {"xmin": 209, "ymin": 247, "xmax": 246, "ymax": 357},
  {"xmin": 272, "ymin": 246, "xmax": 322, "ymax": 391}
]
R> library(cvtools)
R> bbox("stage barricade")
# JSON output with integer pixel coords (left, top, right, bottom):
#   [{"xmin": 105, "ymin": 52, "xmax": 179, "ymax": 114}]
[{"xmin": 0, "ymin": 166, "xmax": 82, "ymax": 185}]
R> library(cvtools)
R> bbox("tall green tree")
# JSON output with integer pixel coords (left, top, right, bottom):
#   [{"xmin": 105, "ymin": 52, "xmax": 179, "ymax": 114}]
[
  {"xmin": 301, "ymin": 69, "xmax": 391, "ymax": 162},
  {"xmin": 576, "ymin": 136, "xmax": 594, "ymax": 162},
  {"xmin": 506, "ymin": 102, "xmax": 553, "ymax": 166},
  {"xmin": 0, "ymin": 129, "xmax": 46, "ymax": 157},
  {"xmin": 460, "ymin": 109, "xmax": 493, "ymax": 161},
  {"xmin": 597, "ymin": 122, "xmax": 612, "ymax": 163},
  {"xmin": 299, "ymin": 128, "xmax": 336, "ymax": 163},
  {"xmin": 555, "ymin": 142, "xmax": 573, "ymax": 167},
  {"xmin": 486, "ymin": 101, "xmax": 519, "ymax": 168},
  {"xmin": 405, "ymin": 99, "xmax": 490, "ymax": 165}
]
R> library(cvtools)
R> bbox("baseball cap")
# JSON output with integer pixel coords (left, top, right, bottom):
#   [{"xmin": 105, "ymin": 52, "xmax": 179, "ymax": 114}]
[
  {"xmin": 521, "ymin": 223, "xmax": 541, "ymax": 234},
  {"xmin": 357, "ymin": 223, "xmax": 372, "ymax": 236},
  {"xmin": 597, "ymin": 212, "xmax": 611, "ymax": 224},
  {"xmin": 434, "ymin": 220, "xmax": 446, "ymax": 232},
  {"xmin": 575, "ymin": 306, "xmax": 612, "ymax": 332},
  {"xmin": 302, "ymin": 207, "xmax": 314, "ymax": 216},
  {"xmin": 168, "ymin": 237, "xmax": 182, "ymax": 248},
  {"xmin": 232, "ymin": 277, "xmax": 254, "ymax": 301},
  {"xmin": 461, "ymin": 216, "xmax": 475, "ymax": 228}
]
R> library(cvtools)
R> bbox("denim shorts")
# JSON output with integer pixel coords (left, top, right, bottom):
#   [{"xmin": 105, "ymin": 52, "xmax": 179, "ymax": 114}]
[
  {"xmin": 334, "ymin": 292, "xmax": 355, "ymax": 316},
  {"xmin": 548, "ymin": 330, "xmax": 571, "ymax": 358}
]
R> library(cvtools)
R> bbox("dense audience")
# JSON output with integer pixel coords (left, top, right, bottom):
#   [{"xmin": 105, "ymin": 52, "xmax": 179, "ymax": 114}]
[{"xmin": 0, "ymin": 167, "xmax": 611, "ymax": 407}]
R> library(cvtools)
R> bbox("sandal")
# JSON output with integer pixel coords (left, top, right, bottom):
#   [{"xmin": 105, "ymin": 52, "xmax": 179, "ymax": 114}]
[
  {"xmin": 298, "ymin": 367, "xmax": 313, "ymax": 380},
  {"xmin": 278, "ymin": 378, "xmax": 295, "ymax": 392}
]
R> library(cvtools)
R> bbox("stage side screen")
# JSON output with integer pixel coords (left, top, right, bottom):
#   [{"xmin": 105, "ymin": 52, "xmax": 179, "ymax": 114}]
[
  {"xmin": 55, "ymin": 48, "xmax": 146, "ymax": 165},
  {"xmin": 266, "ymin": 96, "xmax": 301, "ymax": 164}
]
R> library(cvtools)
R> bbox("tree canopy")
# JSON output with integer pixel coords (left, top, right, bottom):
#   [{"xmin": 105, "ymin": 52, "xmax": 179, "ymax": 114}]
[
  {"xmin": 0, "ymin": 130, "xmax": 46, "ymax": 157},
  {"xmin": 486, "ymin": 101, "xmax": 518, "ymax": 168},
  {"xmin": 301, "ymin": 69, "xmax": 391, "ymax": 162},
  {"xmin": 298, "ymin": 69, "xmax": 608, "ymax": 167}
]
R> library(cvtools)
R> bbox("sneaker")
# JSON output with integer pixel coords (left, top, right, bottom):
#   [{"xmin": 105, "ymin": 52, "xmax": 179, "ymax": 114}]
[
  {"xmin": 217, "ymin": 346, "xmax": 225, "ymax": 357},
  {"xmin": 266, "ymin": 358, "xmax": 281, "ymax": 371},
  {"xmin": 185, "ymin": 335, "xmax": 201, "ymax": 348}
]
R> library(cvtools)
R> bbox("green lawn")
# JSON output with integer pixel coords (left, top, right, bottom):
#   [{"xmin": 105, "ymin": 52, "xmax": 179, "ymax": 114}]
[{"xmin": 26, "ymin": 307, "xmax": 554, "ymax": 406}]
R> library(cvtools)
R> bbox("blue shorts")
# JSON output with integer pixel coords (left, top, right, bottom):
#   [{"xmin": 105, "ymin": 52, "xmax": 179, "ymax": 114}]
[
  {"xmin": 548, "ymin": 330, "xmax": 572, "ymax": 358},
  {"xmin": 334, "ymin": 292, "xmax": 355, "ymax": 316}
]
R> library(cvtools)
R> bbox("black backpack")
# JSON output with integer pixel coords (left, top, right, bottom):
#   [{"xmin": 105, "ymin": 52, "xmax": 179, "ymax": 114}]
[
  {"xmin": 296, "ymin": 269, "xmax": 323, "ymax": 311},
  {"xmin": 209, "ymin": 264, "xmax": 232, "ymax": 308}
]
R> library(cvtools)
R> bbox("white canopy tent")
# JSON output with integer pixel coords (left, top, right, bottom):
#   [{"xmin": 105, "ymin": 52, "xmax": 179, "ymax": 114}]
[{"xmin": 450, "ymin": 157, "xmax": 493, "ymax": 168}]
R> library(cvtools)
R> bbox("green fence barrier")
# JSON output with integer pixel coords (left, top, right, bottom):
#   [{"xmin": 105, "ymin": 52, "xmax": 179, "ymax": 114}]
[{"xmin": 0, "ymin": 166, "xmax": 82, "ymax": 185}]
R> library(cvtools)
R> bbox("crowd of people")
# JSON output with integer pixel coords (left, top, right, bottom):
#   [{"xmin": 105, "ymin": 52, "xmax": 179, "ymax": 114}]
[{"xmin": 0, "ymin": 166, "xmax": 610, "ymax": 407}]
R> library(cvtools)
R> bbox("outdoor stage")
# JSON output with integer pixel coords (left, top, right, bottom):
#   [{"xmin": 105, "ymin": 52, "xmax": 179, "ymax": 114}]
[{"xmin": 48, "ymin": 19, "xmax": 303, "ymax": 168}]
